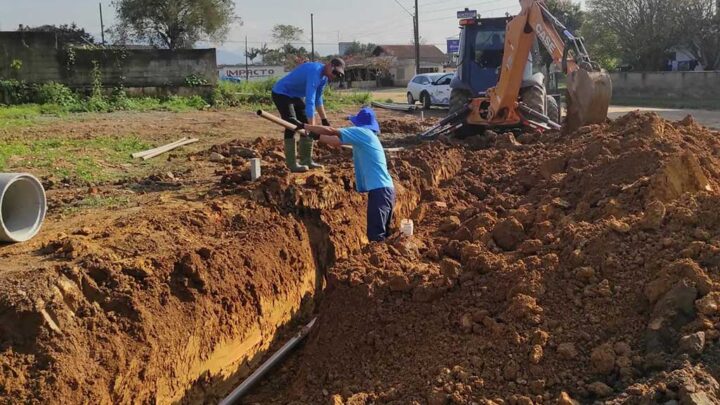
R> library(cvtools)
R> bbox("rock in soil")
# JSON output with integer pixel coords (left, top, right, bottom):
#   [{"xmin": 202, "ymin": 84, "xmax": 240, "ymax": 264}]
[
  {"xmin": 209, "ymin": 152, "xmax": 226, "ymax": 162},
  {"xmin": 678, "ymin": 332, "xmax": 706, "ymax": 355},
  {"xmin": 492, "ymin": 218, "xmax": 525, "ymax": 251}
]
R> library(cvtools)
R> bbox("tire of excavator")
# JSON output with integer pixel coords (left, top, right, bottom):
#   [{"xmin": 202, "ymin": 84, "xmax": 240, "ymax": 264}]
[
  {"xmin": 521, "ymin": 85, "xmax": 562, "ymax": 130},
  {"xmin": 449, "ymin": 87, "xmax": 483, "ymax": 139},
  {"xmin": 520, "ymin": 85, "xmax": 546, "ymax": 116}
]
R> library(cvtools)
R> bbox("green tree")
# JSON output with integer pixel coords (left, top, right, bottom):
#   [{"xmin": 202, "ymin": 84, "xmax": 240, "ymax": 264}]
[
  {"xmin": 580, "ymin": 15, "xmax": 621, "ymax": 71},
  {"xmin": 245, "ymin": 48, "xmax": 261, "ymax": 64},
  {"xmin": 112, "ymin": 0, "xmax": 237, "ymax": 49},
  {"xmin": 677, "ymin": 0, "xmax": 720, "ymax": 70},
  {"xmin": 266, "ymin": 25, "xmax": 318, "ymax": 68},
  {"xmin": 538, "ymin": 0, "xmax": 584, "ymax": 74},
  {"xmin": 262, "ymin": 48, "xmax": 284, "ymax": 66},
  {"xmin": 271, "ymin": 24, "xmax": 304, "ymax": 47},
  {"xmin": 18, "ymin": 23, "xmax": 95, "ymax": 45},
  {"xmin": 587, "ymin": 0, "xmax": 680, "ymax": 70},
  {"xmin": 342, "ymin": 41, "xmax": 377, "ymax": 57}
]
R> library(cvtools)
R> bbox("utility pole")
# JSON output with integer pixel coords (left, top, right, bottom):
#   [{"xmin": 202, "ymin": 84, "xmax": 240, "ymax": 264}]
[
  {"xmin": 311, "ymin": 13, "xmax": 315, "ymax": 62},
  {"xmin": 414, "ymin": 0, "xmax": 420, "ymax": 75},
  {"xmin": 99, "ymin": 2, "xmax": 105, "ymax": 45},
  {"xmin": 245, "ymin": 36, "xmax": 249, "ymax": 81}
]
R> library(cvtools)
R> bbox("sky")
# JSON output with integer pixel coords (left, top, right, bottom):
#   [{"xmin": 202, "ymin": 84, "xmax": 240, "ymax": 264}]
[{"xmin": 0, "ymin": 0, "xmax": 584, "ymax": 64}]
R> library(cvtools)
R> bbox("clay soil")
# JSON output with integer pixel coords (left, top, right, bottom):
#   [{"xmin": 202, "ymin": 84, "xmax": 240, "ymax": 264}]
[{"xmin": 2, "ymin": 107, "xmax": 720, "ymax": 405}]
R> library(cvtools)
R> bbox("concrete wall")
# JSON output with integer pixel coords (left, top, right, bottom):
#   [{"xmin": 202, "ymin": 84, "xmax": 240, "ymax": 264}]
[
  {"xmin": 65, "ymin": 48, "xmax": 217, "ymax": 89},
  {"xmin": 0, "ymin": 31, "xmax": 217, "ymax": 91},
  {"xmin": 347, "ymin": 80, "xmax": 377, "ymax": 89},
  {"xmin": 610, "ymin": 71, "xmax": 720, "ymax": 103},
  {"xmin": 0, "ymin": 32, "xmax": 62, "ymax": 83}
]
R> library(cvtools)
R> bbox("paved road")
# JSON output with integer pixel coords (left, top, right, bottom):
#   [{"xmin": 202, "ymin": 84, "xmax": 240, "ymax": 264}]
[
  {"xmin": 365, "ymin": 89, "xmax": 719, "ymax": 129},
  {"xmin": 607, "ymin": 106, "xmax": 719, "ymax": 129}
]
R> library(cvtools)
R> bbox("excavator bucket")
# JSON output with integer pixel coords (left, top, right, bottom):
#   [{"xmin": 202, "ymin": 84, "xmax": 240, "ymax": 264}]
[{"xmin": 565, "ymin": 69, "xmax": 612, "ymax": 133}]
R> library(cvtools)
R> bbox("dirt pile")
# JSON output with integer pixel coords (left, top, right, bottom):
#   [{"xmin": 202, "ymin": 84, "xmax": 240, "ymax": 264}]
[
  {"xmin": 0, "ymin": 197, "xmax": 331, "ymax": 404},
  {"xmin": 380, "ymin": 117, "xmax": 438, "ymax": 135},
  {"xmin": 246, "ymin": 112, "xmax": 720, "ymax": 404},
  {"xmin": 3, "ymin": 111, "xmax": 720, "ymax": 404}
]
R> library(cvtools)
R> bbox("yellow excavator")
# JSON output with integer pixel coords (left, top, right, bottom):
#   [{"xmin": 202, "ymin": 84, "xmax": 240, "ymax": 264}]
[{"xmin": 419, "ymin": 0, "xmax": 612, "ymax": 138}]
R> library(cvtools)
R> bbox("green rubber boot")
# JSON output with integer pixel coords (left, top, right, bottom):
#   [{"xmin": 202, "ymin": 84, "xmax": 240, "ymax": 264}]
[
  {"xmin": 299, "ymin": 136, "xmax": 324, "ymax": 169},
  {"xmin": 284, "ymin": 138, "xmax": 308, "ymax": 173}
]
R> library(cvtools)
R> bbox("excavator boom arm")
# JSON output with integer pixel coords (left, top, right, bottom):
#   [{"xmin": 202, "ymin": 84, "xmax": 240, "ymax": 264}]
[
  {"xmin": 482, "ymin": 0, "xmax": 611, "ymax": 130},
  {"xmin": 528, "ymin": 2, "xmax": 580, "ymax": 73}
]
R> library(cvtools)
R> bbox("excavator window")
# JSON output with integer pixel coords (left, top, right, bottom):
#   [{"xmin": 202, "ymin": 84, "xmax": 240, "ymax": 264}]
[{"xmin": 473, "ymin": 30, "xmax": 505, "ymax": 69}]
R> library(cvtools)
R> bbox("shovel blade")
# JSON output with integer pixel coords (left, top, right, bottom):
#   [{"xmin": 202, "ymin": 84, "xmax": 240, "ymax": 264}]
[{"xmin": 565, "ymin": 69, "xmax": 612, "ymax": 133}]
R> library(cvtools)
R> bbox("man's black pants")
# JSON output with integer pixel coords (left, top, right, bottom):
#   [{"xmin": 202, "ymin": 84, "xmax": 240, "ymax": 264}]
[{"xmin": 272, "ymin": 92, "xmax": 307, "ymax": 140}]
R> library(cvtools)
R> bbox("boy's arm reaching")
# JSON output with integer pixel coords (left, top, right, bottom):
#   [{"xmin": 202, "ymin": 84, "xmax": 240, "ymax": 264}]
[{"xmin": 300, "ymin": 124, "xmax": 342, "ymax": 148}]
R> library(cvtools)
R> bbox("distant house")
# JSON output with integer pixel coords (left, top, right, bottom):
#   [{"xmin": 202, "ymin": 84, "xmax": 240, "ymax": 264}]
[
  {"xmin": 667, "ymin": 47, "xmax": 703, "ymax": 71},
  {"xmin": 371, "ymin": 44, "xmax": 448, "ymax": 86}
]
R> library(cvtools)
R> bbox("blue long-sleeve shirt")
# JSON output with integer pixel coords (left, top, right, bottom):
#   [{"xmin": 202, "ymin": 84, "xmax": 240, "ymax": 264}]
[{"xmin": 272, "ymin": 62, "xmax": 328, "ymax": 118}]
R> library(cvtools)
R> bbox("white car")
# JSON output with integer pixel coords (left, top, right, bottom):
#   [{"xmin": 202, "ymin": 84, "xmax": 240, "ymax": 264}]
[{"xmin": 406, "ymin": 73, "xmax": 453, "ymax": 109}]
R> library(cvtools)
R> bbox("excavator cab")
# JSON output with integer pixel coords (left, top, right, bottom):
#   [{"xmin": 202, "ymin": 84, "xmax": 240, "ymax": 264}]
[{"xmin": 449, "ymin": 16, "xmax": 512, "ymax": 101}]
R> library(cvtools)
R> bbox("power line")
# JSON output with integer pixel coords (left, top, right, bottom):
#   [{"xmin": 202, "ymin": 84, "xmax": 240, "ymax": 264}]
[
  {"xmin": 420, "ymin": 0, "xmax": 457, "ymax": 6},
  {"xmin": 228, "ymin": 1, "xmax": 519, "ymax": 53},
  {"xmin": 420, "ymin": 4, "xmax": 518, "ymax": 22},
  {"xmin": 224, "ymin": 40, "xmax": 342, "ymax": 45},
  {"xmin": 343, "ymin": 16, "xmax": 413, "ymax": 39},
  {"xmin": 422, "ymin": 0, "xmax": 508, "ymax": 15},
  {"xmin": 393, "ymin": 0, "xmax": 415, "ymax": 16}
]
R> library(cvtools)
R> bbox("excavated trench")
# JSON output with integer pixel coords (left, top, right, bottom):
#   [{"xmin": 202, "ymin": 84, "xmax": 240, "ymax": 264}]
[{"xmin": 0, "ymin": 139, "xmax": 462, "ymax": 404}]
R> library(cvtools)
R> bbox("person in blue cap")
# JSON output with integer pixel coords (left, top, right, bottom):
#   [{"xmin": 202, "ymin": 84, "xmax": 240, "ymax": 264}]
[
  {"xmin": 297, "ymin": 106, "xmax": 395, "ymax": 242},
  {"xmin": 271, "ymin": 58, "xmax": 346, "ymax": 173}
]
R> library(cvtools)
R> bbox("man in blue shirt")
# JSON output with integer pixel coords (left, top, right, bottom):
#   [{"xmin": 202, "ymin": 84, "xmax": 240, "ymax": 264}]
[
  {"xmin": 271, "ymin": 58, "xmax": 345, "ymax": 173},
  {"xmin": 297, "ymin": 107, "xmax": 395, "ymax": 242}
]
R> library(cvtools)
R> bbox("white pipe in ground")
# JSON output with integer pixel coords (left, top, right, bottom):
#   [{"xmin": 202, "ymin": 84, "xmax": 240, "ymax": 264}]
[{"xmin": 0, "ymin": 174, "xmax": 47, "ymax": 243}]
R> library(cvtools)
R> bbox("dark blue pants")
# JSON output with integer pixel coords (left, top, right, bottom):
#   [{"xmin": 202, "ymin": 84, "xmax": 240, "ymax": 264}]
[{"xmin": 367, "ymin": 187, "xmax": 396, "ymax": 242}]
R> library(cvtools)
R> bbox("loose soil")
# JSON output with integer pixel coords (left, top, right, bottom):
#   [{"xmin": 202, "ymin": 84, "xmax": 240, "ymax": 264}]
[{"xmin": 2, "ymin": 108, "xmax": 720, "ymax": 405}]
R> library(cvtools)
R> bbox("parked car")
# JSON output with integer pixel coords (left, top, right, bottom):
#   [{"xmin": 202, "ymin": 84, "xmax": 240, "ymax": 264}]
[{"xmin": 406, "ymin": 73, "xmax": 454, "ymax": 109}]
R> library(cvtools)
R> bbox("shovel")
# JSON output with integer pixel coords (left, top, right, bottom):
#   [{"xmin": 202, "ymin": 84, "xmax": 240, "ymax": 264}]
[{"xmin": 565, "ymin": 68, "xmax": 613, "ymax": 133}]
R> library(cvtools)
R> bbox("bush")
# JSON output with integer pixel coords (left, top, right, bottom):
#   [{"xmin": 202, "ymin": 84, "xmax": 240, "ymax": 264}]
[
  {"xmin": 164, "ymin": 95, "xmax": 208, "ymax": 111},
  {"xmin": 212, "ymin": 78, "xmax": 372, "ymax": 110},
  {"xmin": 0, "ymin": 77, "xmax": 371, "ymax": 115},
  {"xmin": 84, "ymin": 95, "xmax": 111, "ymax": 113},
  {"xmin": 212, "ymin": 79, "xmax": 276, "ymax": 107},
  {"xmin": 183, "ymin": 95, "xmax": 210, "ymax": 109},
  {"xmin": 324, "ymin": 86, "xmax": 372, "ymax": 108},
  {"xmin": 35, "ymin": 82, "xmax": 78, "ymax": 106},
  {"xmin": 0, "ymin": 80, "xmax": 34, "ymax": 104}
]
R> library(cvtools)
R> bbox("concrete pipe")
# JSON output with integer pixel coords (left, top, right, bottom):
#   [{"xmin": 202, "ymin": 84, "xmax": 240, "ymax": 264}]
[{"xmin": 0, "ymin": 174, "xmax": 47, "ymax": 243}]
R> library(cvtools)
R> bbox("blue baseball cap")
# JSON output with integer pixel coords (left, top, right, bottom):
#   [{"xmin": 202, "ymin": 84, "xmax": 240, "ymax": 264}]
[{"xmin": 348, "ymin": 107, "xmax": 380, "ymax": 134}]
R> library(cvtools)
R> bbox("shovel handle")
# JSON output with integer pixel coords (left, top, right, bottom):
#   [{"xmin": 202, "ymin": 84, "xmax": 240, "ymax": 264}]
[{"xmin": 256, "ymin": 110, "xmax": 307, "ymax": 136}]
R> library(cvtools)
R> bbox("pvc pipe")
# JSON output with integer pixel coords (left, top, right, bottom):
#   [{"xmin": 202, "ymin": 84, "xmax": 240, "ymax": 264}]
[
  {"xmin": 219, "ymin": 317, "xmax": 317, "ymax": 405},
  {"xmin": 256, "ymin": 110, "xmax": 308, "ymax": 137},
  {"xmin": 0, "ymin": 174, "xmax": 47, "ymax": 243},
  {"xmin": 249, "ymin": 158, "xmax": 261, "ymax": 181},
  {"xmin": 256, "ymin": 110, "xmax": 404, "ymax": 152}
]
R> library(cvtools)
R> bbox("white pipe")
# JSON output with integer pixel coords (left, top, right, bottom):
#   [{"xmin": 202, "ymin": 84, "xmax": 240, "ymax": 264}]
[
  {"xmin": 0, "ymin": 174, "xmax": 47, "ymax": 243},
  {"xmin": 220, "ymin": 317, "xmax": 317, "ymax": 405}
]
